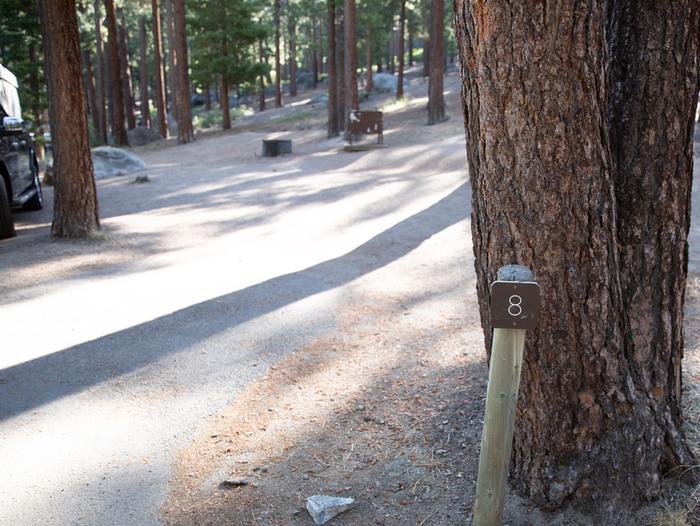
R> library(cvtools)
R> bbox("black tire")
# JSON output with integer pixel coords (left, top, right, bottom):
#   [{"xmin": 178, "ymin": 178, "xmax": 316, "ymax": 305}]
[
  {"xmin": 24, "ymin": 154, "xmax": 43, "ymax": 211},
  {"xmin": 0, "ymin": 179, "xmax": 15, "ymax": 239}
]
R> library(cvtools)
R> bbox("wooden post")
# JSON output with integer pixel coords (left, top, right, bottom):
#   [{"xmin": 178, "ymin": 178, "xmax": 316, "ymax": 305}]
[{"xmin": 473, "ymin": 265, "xmax": 537, "ymax": 526}]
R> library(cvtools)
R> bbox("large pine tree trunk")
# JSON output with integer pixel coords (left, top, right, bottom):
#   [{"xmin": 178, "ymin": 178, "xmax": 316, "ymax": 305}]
[
  {"xmin": 343, "ymin": 0, "xmax": 358, "ymax": 140},
  {"xmin": 396, "ymin": 0, "xmax": 406, "ymax": 99},
  {"xmin": 274, "ymin": 0, "xmax": 282, "ymax": 107},
  {"xmin": 336, "ymin": 7, "xmax": 345, "ymax": 131},
  {"xmin": 93, "ymin": 0, "xmax": 108, "ymax": 144},
  {"xmin": 165, "ymin": 0, "xmax": 178, "ymax": 123},
  {"xmin": 172, "ymin": 0, "xmax": 193, "ymax": 143},
  {"xmin": 139, "ymin": 15, "xmax": 151, "ymax": 128},
  {"xmin": 454, "ymin": 0, "xmax": 700, "ymax": 513},
  {"xmin": 39, "ymin": 0, "xmax": 99, "ymax": 237},
  {"xmin": 151, "ymin": 0, "xmax": 168, "ymax": 138},
  {"xmin": 104, "ymin": 0, "xmax": 128, "ymax": 145},
  {"xmin": 117, "ymin": 17, "xmax": 136, "ymax": 130},
  {"xmin": 607, "ymin": 0, "xmax": 700, "ymax": 484},
  {"xmin": 327, "ymin": 0, "xmax": 339, "ymax": 138},
  {"xmin": 427, "ymin": 0, "xmax": 445, "ymax": 124}
]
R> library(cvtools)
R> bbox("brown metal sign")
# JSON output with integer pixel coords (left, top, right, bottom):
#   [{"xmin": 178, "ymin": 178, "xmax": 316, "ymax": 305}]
[
  {"xmin": 348, "ymin": 110, "xmax": 384, "ymax": 145},
  {"xmin": 490, "ymin": 281, "xmax": 541, "ymax": 330}
]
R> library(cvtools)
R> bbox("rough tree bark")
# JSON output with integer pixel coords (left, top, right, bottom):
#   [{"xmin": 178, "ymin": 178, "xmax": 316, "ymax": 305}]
[
  {"xmin": 117, "ymin": 15, "xmax": 136, "ymax": 130},
  {"xmin": 39, "ymin": 0, "xmax": 99, "ymax": 237},
  {"xmin": 274, "ymin": 0, "xmax": 282, "ymax": 107},
  {"xmin": 172, "ymin": 0, "xmax": 193, "ymax": 143},
  {"xmin": 104, "ymin": 0, "xmax": 128, "ymax": 145},
  {"xmin": 396, "ymin": 0, "xmax": 406, "ymax": 99},
  {"xmin": 327, "ymin": 0, "xmax": 339, "ymax": 138},
  {"xmin": 343, "ymin": 0, "xmax": 358, "ymax": 140},
  {"xmin": 165, "ymin": 0, "xmax": 178, "ymax": 122},
  {"xmin": 151, "ymin": 0, "xmax": 168, "ymax": 138},
  {"xmin": 427, "ymin": 0, "xmax": 445, "ymax": 124},
  {"xmin": 139, "ymin": 15, "xmax": 151, "ymax": 128},
  {"xmin": 454, "ymin": 0, "xmax": 700, "ymax": 515},
  {"xmin": 93, "ymin": 0, "xmax": 108, "ymax": 144}
]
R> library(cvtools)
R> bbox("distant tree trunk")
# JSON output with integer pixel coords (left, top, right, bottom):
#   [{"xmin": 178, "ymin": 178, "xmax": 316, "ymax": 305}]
[
  {"xmin": 28, "ymin": 43, "xmax": 42, "ymax": 129},
  {"xmin": 316, "ymin": 16, "xmax": 324, "ymax": 77},
  {"xmin": 366, "ymin": 30, "xmax": 373, "ymax": 92},
  {"xmin": 93, "ymin": 0, "xmax": 107, "ymax": 144},
  {"xmin": 139, "ymin": 16, "xmax": 151, "ymax": 128},
  {"xmin": 327, "ymin": 0, "xmax": 339, "ymax": 138},
  {"xmin": 396, "ymin": 0, "xmax": 406, "ymax": 99},
  {"xmin": 377, "ymin": 59, "xmax": 382, "ymax": 73},
  {"xmin": 259, "ymin": 39, "xmax": 266, "ymax": 112},
  {"xmin": 454, "ymin": 0, "xmax": 700, "ymax": 515},
  {"xmin": 274, "ymin": 0, "xmax": 282, "ymax": 107},
  {"xmin": 117, "ymin": 16, "xmax": 136, "ymax": 130},
  {"xmin": 220, "ymin": 77, "xmax": 230, "ymax": 130},
  {"xmin": 151, "ymin": 0, "xmax": 168, "ymax": 138},
  {"xmin": 173, "ymin": 0, "xmax": 193, "ymax": 142},
  {"xmin": 427, "ymin": 0, "xmax": 444, "ymax": 124},
  {"xmin": 83, "ymin": 49, "xmax": 99, "ymax": 136},
  {"xmin": 165, "ymin": 0, "xmax": 178, "ymax": 122},
  {"xmin": 39, "ymin": 0, "xmax": 99, "ymax": 238},
  {"xmin": 422, "ymin": 37, "xmax": 430, "ymax": 77},
  {"xmin": 204, "ymin": 85, "xmax": 211, "ymax": 111},
  {"xmin": 336, "ymin": 7, "xmax": 345, "ymax": 131},
  {"xmin": 408, "ymin": 16, "xmax": 413, "ymax": 67},
  {"xmin": 343, "ymin": 0, "xmax": 358, "ymax": 141},
  {"xmin": 311, "ymin": 21, "xmax": 319, "ymax": 87},
  {"xmin": 104, "ymin": 0, "xmax": 128, "ymax": 145},
  {"xmin": 288, "ymin": 17, "xmax": 297, "ymax": 97},
  {"xmin": 389, "ymin": 38, "xmax": 395, "ymax": 74}
]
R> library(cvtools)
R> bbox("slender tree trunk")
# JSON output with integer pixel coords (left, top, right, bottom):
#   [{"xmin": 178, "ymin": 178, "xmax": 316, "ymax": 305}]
[
  {"xmin": 28, "ymin": 42, "xmax": 42, "ymax": 130},
  {"xmin": 173, "ymin": 0, "xmax": 193, "ymax": 143},
  {"xmin": 336, "ymin": 7, "xmax": 345, "ymax": 131},
  {"xmin": 408, "ymin": 17, "xmax": 413, "ymax": 67},
  {"xmin": 151, "ymin": 0, "xmax": 168, "ymax": 138},
  {"xmin": 377, "ymin": 59, "xmax": 382, "ymax": 73},
  {"xmin": 327, "ymin": 0, "xmax": 339, "ymax": 138},
  {"xmin": 422, "ymin": 37, "xmax": 430, "ymax": 77},
  {"xmin": 288, "ymin": 17, "xmax": 297, "ymax": 97},
  {"xmin": 343, "ymin": 0, "xmax": 358, "ymax": 141},
  {"xmin": 454, "ymin": 0, "xmax": 700, "ymax": 515},
  {"xmin": 93, "ymin": 0, "xmax": 108, "ymax": 144},
  {"xmin": 396, "ymin": 0, "xmax": 406, "ymax": 99},
  {"xmin": 82, "ymin": 49, "xmax": 99, "ymax": 138},
  {"xmin": 165, "ymin": 0, "xmax": 178, "ymax": 122},
  {"xmin": 39, "ymin": 0, "xmax": 99, "ymax": 237},
  {"xmin": 221, "ymin": 77, "xmax": 230, "ymax": 130},
  {"xmin": 366, "ymin": 30, "xmax": 373, "ymax": 92},
  {"xmin": 274, "ymin": 0, "xmax": 282, "ymax": 107},
  {"xmin": 317, "ymin": 16, "xmax": 324, "ymax": 77},
  {"xmin": 427, "ymin": 0, "xmax": 444, "ymax": 124},
  {"xmin": 311, "ymin": 21, "xmax": 319, "ymax": 88},
  {"xmin": 204, "ymin": 85, "xmax": 211, "ymax": 111},
  {"xmin": 259, "ymin": 39, "xmax": 267, "ymax": 112},
  {"xmin": 104, "ymin": 0, "xmax": 128, "ymax": 145},
  {"xmin": 389, "ymin": 38, "xmax": 395, "ymax": 74},
  {"xmin": 139, "ymin": 16, "xmax": 151, "ymax": 128},
  {"xmin": 117, "ymin": 18, "xmax": 136, "ymax": 130}
]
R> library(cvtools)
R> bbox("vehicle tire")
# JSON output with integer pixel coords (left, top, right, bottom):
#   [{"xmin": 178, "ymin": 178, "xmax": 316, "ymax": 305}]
[
  {"xmin": 0, "ymin": 179, "xmax": 16, "ymax": 239},
  {"xmin": 24, "ymin": 154, "xmax": 43, "ymax": 211}
]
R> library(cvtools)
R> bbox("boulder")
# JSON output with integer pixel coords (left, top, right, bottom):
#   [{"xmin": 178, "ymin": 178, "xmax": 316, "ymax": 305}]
[
  {"xmin": 372, "ymin": 73, "xmax": 397, "ymax": 93},
  {"xmin": 127, "ymin": 126, "xmax": 162, "ymax": 146},
  {"xmin": 305, "ymin": 495, "xmax": 354, "ymax": 525},
  {"xmin": 91, "ymin": 147, "xmax": 146, "ymax": 180}
]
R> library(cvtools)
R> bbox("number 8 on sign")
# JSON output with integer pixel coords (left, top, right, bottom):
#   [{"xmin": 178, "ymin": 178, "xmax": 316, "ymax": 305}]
[{"xmin": 508, "ymin": 295, "xmax": 523, "ymax": 317}]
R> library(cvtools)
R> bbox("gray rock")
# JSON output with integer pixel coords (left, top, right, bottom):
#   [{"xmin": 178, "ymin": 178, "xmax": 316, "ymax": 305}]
[
  {"xmin": 91, "ymin": 147, "xmax": 146, "ymax": 180},
  {"xmin": 127, "ymin": 126, "xmax": 162, "ymax": 146},
  {"xmin": 305, "ymin": 495, "xmax": 354, "ymax": 525},
  {"xmin": 372, "ymin": 73, "xmax": 397, "ymax": 93}
]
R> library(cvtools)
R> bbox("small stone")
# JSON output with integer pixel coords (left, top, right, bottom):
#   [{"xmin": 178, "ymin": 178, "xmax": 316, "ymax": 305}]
[
  {"xmin": 306, "ymin": 495, "xmax": 354, "ymax": 525},
  {"xmin": 132, "ymin": 175, "xmax": 151, "ymax": 184}
]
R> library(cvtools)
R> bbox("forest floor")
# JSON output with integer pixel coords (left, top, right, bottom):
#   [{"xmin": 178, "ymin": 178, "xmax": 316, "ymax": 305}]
[{"xmin": 1, "ymin": 67, "xmax": 700, "ymax": 526}]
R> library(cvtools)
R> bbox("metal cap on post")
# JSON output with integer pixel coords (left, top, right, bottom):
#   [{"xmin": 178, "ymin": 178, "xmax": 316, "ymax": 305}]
[{"xmin": 472, "ymin": 264, "xmax": 539, "ymax": 526}]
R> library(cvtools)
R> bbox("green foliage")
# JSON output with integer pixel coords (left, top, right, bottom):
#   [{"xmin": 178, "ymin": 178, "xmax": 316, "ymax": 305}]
[{"xmin": 188, "ymin": 0, "xmax": 268, "ymax": 91}]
